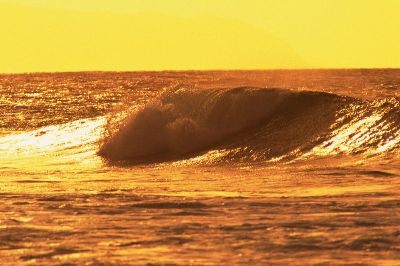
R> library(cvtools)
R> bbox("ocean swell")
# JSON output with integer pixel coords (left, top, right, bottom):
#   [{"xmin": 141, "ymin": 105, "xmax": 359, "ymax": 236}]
[{"xmin": 98, "ymin": 87, "xmax": 351, "ymax": 163}]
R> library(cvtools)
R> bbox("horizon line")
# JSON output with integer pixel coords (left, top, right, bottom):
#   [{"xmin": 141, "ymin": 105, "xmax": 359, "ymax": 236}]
[{"xmin": 1, "ymin": 67, "xmax": 400, "ymax": 75}]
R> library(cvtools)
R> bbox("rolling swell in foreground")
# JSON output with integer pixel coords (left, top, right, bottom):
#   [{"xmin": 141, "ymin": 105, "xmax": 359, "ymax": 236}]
[{"xmin": 99, "ymin": 87, "xmax": 400, "ymax": 164}]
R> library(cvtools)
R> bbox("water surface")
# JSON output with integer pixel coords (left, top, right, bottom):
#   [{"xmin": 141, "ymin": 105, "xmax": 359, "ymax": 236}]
[{"xmin": 1, "ymin": 70, "xmax": 399, "ymax": 265}]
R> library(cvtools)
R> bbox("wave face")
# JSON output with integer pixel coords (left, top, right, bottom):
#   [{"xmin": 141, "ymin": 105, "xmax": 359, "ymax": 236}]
[
  {"xmin": 99, "ymin": 86, "xmax": 399, "ymax": 164},
  {"xmin": 2, "ymin": 71, "xmax": 399, "ymax": 167}
]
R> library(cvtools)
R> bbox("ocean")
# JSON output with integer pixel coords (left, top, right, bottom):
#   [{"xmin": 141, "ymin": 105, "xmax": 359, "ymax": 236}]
[{"xmin": 0, "ymin": 70, "xmax": 399, "ymax": 265}]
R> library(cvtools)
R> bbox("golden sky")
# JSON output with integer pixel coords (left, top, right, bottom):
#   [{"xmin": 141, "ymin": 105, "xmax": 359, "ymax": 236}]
[{"xmin": 1, "ymin": 0, "xmax": 399, "ymax": 73}]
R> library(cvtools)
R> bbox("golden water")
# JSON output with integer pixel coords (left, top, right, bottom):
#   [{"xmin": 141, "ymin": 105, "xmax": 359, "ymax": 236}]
[{"xmin": 0, "ymin": 70, "xmax": 399, "ymax": 265}]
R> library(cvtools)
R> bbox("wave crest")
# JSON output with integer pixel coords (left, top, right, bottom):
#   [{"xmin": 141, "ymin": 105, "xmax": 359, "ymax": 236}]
[{"xmin": 98, "ymin": 87, "xmax": 346, "ymax": 163}]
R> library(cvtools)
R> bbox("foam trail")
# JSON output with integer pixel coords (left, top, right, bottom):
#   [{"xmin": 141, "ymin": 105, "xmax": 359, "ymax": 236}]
[
  {"xmin": 307, "ymin": 97, "xmax": 400, "ymax": 157},
  {"xmin": 0, "ymin": 117, "xmax": 106, "ymax": 172}
]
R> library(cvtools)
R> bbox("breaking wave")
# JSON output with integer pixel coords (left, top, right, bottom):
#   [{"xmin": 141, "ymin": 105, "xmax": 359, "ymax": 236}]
[{"xmin": 98, "ymin": 87, "xmax": 400, "ymax": 164}]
